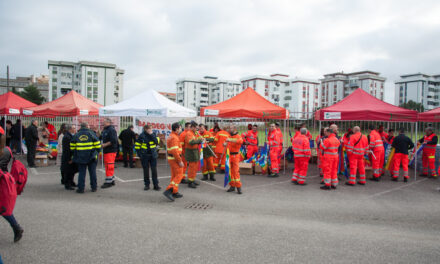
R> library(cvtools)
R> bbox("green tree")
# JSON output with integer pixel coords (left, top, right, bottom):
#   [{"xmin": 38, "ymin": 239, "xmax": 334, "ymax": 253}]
[
  {"xmin": 399, "ymin": 100, "xmax": 424, "ymax": 112},
  {"xmin": 20, "ymin": 85, "xmax": 45, "ymax": 105}
]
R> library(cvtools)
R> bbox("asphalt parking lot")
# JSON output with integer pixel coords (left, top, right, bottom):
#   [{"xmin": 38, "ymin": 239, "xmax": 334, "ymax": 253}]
[{"xmin": 1, "ymin": 157, "xmax": 440, "ymax": 264}]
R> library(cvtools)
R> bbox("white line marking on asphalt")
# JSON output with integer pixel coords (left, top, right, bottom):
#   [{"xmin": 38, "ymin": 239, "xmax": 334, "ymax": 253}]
[
  {"xmin": 368, "ymin": 178, "xmax": 428, "ymax": 198},
  {"xmin": 200, "ymin": 180, "xmax": 225, "ymax": 190},
  {"xmin": 246, "ymin": 175, "xmax": 320, "ymax": 190},
  {"xmin": 114, "ymin": 176, "xmax": 127, "ymax": 183}
]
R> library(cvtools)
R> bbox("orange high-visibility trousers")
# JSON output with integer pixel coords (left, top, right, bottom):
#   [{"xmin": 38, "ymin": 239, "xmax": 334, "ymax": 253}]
[
  {"xmin": 214, "ymin": 152, "xmax": 226, "ymax": 170},
  {"xmin": 422, "ymin": 151, "xmax": 436, "ymax": 176},
  {"xmin": 348, "ymin": 155, "xmax": 366, "ymax": 184},
  {"xmin": 181, "ymin": 156, "xmax": 188, "ymax": 179},
  {"xmin": 371, "ymin": 148, "xmax": 384, "ymax": 178},
  {"xmin": 269, "ymin": 147, "xmax": 280, "ymax": 173},
  {"xmin": 246, "ymin": 145, "xmax": 258, "ymax": 160},
  {"xmin": 392, "ymin": 153, "xmax": 409, "ymax": 179},
  {"xmin": 229, "ymin": 154, "xmax": 242, "ymax": 188},
  {"xmin": 323, "ymin": 155, "xmax": 339, "ymax": 187},
  {"xmin": 202, "ymin": 156, "xmax": 215, "ymax": 175},
  {"xmin": 187, "ymin": 161, "xmax": 199, "ymax": 181},
  {"xmin": 104, "ymin": 152, "xmax": 116, "ymax": 183},
  {"xmin": 166, "ymin": 160, "xmax": 184, "ymax": 193},
  {"xmin": 292, "ymin": 157, "xmax": 309, "ymax": 184}
]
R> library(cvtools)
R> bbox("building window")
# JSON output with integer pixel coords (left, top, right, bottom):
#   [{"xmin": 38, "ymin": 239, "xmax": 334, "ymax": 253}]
[{"xmin": 52, "ymin": 78, "xmax": 57, "ymax": 82}]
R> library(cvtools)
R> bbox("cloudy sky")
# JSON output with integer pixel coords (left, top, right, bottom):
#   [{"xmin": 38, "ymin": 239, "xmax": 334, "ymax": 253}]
[{"xmin": 1, "ymin": 0, "xmax": 440, "ymax": 104}]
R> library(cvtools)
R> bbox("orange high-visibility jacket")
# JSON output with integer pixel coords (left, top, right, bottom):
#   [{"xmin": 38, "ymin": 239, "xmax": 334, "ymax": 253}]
[
  {"xmin": 320, "ymin": 133, "xmax": 340, "ymax": 156},
  {"xmin": 347, "ymin": 132, "xmax": 368, "ymax": 156},
  {"xmin": 228, "ymin": 133, "xmax": 243, "ymax": 153},
  {"xmin": 245, "ymin": 130, "xmax": 258, "ymax": 146},
  {"xmin": 291, "ymin": 134, "xmax": 311, "ymax": 158},
  {"xmin": 167, "ymin": 131, "xmax": 182, "ymax": 163},
  {"xmin": 214, "ymin": 130, "xmax": 230, "ymax": 153},
  {"xmin": 268, "ymin": 130, "xmax": 281, "ymax": 148},
  {"xmin": 369, "ymin": 130, "xmax": 383, "ymax": 150},
  {"xmin": 179, "ymin": 130, "xmax": 188, "ymax": 152}
]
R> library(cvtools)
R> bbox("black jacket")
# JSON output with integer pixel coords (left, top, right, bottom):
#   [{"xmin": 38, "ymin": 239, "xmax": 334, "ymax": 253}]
[
  {"xmin": 392, "ymin": 134, "xmax": 414, "ymax": 155},
  {"xmin": 11, "ymin": 123, "xmax": 24, "ymax": 140},
  {"xmin": 119, "ymin": 128, "xmax": 136, "ymax": 147},
  {"xmin": 101, "ymin": 125, "xmax": 118, "ymax": 154},
  {"xmin": 24, "ymin": 124, "xmax": 38, "ymax": 145},
  {"xmin": 136, "ymin": 132, "xmax": 159, "ymax": 158},
  {"xmin": 71, "ymin": 128, "xmax": 101, "ymax": 164},
  {"xmin": 0, "ymin": 147, "xmax": 12, "ymax": 172},
  {"xmin": 62, "ymin": 132, "xmax": 73, "ymax": 163}
]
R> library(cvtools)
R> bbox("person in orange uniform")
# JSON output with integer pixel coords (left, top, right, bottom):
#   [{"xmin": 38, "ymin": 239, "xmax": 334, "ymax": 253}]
[
  {"xmin": 275, "ymin": 123, "xmax": 283, "ymax": 164},
  {"xmin": 213, "ymin": 126, "xmax": 230, "ymax": 171},
  {"xmin": 346, "ymin": 126, "xmax": 368, "ymax": 186},
  {"xmin": 268, "ymin": 123, "xmax": 281, "ymax": 178},
  {"xmin": 378, "ymin": 125, "xmax": 389, "ymax": 144},
  {"xmin": 300, "ymin": 123, "xmax": 313, "ymax": 140},
  {"xmin": 226, "ymin": 125, "xmax": 244, "ymax": 194},
  {"xmin": 418, "ymin": 127, "xmax": 438, "ymax": 178},
  {"xmin": 184, "ymin": 122, "xmax": 205, "ymax": 188},
  {"xmin": 391, "ymin": 128, "xmax": 414, "ymax": 183},
  {"xmin": 163, "ymin": 123, "xmax": 185, "ymax": 201},
  {"xmin": 245, "ymin": 124, "xmax": 259, "ymax": 160},
  {"xmin": 291, "ymin": 128, "xmax": 311, "ymax": 185},
  {"xmin": 179, "ymin": 122, "xmax": 191, "ymax": 184},
  {"xmin": 320, "ymin": 128, "xmax": 341, "ymax": 190},
  {"xmin": 209, "ymin": 122, "xmax": 219, "ymax": 134},
  {"xmin": 198, "ymin": 124, "xmax": 216, "ymax": 181},
  {"xmin": 368, "ymin": 125, "xmax": 385, "ymax": 181}
]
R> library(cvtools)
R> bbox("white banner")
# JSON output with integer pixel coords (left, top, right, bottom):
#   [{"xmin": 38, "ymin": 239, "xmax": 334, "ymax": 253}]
[
  {"xmin": 324, "ymin": 112, "xmax": 341, "ymax": 120},
  {"xmin": 204, "ymin": 109, "xmax": 219, "ymax": 116},
  {"xmin": 134, "ymin": 117, "xmax": 203, "ymax": 137},
  {"xmin": 8, "ymin": 108, "xmax": 20, "ymax": 114}
]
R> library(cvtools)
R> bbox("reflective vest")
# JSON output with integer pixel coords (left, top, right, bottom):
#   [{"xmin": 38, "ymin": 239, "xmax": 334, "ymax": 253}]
[
  {"xmin": 245, "ymin": 130, "xmax": 258, "ymax": 146},
  {"xmin": 277, "ymin": 128, "xmax": 283, "ymax": 147},
  {"xmin": 214, "ymin": 130, "xmax": 230, "ymax": 153},
  {"xmin": 228, "ymin": 133, "xmax": 243, "ymax": 153},
  {"xmin": 369, "ymin": 130, "xmax": 384, "ymax": 150},
  {"xmin": 423, "ymin": 133, "xmax": 437, "ymax": 154},
  {"xmin": 166, "ymin": 131, "xmax": 182, "ymax": 163},
  {"xmin": 135, "ymin": 132, "xmax": 160, "ymax": 153},
  {"xmin": 347, "ymin": 132, "xmax": 368, "ymax": 156},
  {"xmin": 199, "ymin": 130, "xmax": 214, "ymax": 146},
  {"xmin": 291, "ymin": 134, "xmax": 311, "ymax": 158},
  {"xmin": 70, "ymin": 128, "xmax": 101, "ymax": 164},
  {"xmin": 268, "ymin": 130, "xmax": 281, "ymax": 148},
  {"xmin": 320, "ymin": 133, "xmax": 340, "ymax": 156}
]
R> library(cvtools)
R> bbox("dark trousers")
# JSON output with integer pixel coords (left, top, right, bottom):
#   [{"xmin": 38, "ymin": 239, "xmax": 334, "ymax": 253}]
[
  {"xmin": 122, "ymin": 146, "xmax": 134, "ymax": 167},
  {"xmin": 77, "ymin": 160, "xmax": 97, "ymax": 191},
  {"xmin": 142, "ymin": 155, "xmax": 158, "ymax": 187},
  {"xmin": 3, "ymin": 214, "xmax": 19, "ymax": 229},
  {"xmin": 62, "ymin": 163, "xmax": 77, "ymax": 187},
  {"xmin": 11, "ymin": 138, "xmax": 21, "ymax": 154},
  {"xmin": 26, "ymin": 143, "xmax": 36, "ymax": 167}
]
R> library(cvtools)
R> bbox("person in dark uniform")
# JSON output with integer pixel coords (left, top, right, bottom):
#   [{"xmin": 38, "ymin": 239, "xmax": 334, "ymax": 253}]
[
  {"xmin": 24, "ymin": 120, "xmax": 39, "ymax": 168},
  {"xmin": 101, "ymin": 118, "xmax": 118, "ymax": 188},
  {"xmin": 71, "ymin": 123, "xmax": 101, "ymax": 193},
  {"xmin": 11, "ymin": 119, "xmax": 24, "ymax": 154},
  {"xmin": 119, "ymin": 125, "xmax": 136, "ymax": 168},
  {"xmin": 62, "ymin": 124, "xmax": 77, "ymax": 190},
  {"xmin": 136, "ymin": 125, "xmax": 160, "ymax": 191},
  {"xmin": 391, "ymin": 128, "xmax": 414, "ymax": 182}
]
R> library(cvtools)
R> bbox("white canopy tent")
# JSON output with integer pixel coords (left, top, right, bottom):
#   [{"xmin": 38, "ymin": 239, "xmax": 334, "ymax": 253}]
[{"xmin": 99, "ymin": 89, "xmax": 196, "ymax": 117}]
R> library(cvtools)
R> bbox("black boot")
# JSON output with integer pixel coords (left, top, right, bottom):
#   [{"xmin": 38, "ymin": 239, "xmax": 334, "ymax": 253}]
[
  {"xmin": 227, "ymin": 186, "xmax": 235, "ymax": 192},
  {"xmin": 172, "ymin": 192, "xmax": 183, "ymax": 198},
  {"xmin": 391, "ymin": 177, "xmax": 398, "ymax": 182},
  {"xmin": 101, "ymin": 183, "xmax": 113, "ymax": 189},
  {"xmin": 331, "ymin": 185, "xmax": 337, "ymax": 189},
  {"xmin": 163, "ymin": 189, "xmax": 175, "ymax": 201},
  {"xmin": 209, "ymin": 173, "xmax": 216, "ymax": 181},
  {"xmin": 188, "ymin": 182, "xmax": 197, "ymax": 188},
  {"xmin": 65, "ymin": 185, "xmax": 75, "ymax": 190},
  {"xmin": 193, "ymin": 181, "xmax": 200, "ymax": 186},
  {"xmin": 320, "ymin": 185, "xmax": 331, "ymax": 190},
  {"xmin": 144, "ymin": 186, "xmax": 150, "ymax": 191},
  {"xmin": 404, "ymin": 178, "xmax": 408, "ymax": 183},
  {"xmin": 369, "ymin": 177, "xmax": 380, "ymax": 182},
  {"xmin": 237, "ymin": 187, "xmax": 242, "ymax": 194},
  {"xmin": 153, "ymin": 186, "xmax": 161, "ymax": 191},
  {"xmin": 180, "ymin": 178, "xmax": 189, "ymax": 184},
  {"xmin": 345, "ymin": 182, "xmax": 355, "ymax": 186},
  {"xmin": 202, "ymin": 174, "xmax": 209, "ymax": 181},
  {"xmin": 13, "ymin": 225, "xmax": 24, "ymax": 243}
]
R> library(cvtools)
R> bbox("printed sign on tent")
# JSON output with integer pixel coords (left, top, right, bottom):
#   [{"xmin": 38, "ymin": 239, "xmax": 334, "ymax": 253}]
[
  {"xmin": 8, "ymin": 108, "xmax": 20, "ymax": 114},
  {"xmin": 324, "ymin": 112, "xmax": 341, "ymax": 120},
  {"xmin": 135, "ymin": 117, "xmax": 204, "ymax": 137},
  {"xmin": 204, "ymin": 109, "xmax": 219, "ymax": 116},
  {"xmin": 76, "ymin": 116, "xmax": 120, "ymax": 132}
]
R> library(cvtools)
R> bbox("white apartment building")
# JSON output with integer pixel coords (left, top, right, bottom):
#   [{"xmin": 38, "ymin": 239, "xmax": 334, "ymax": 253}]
[
  {"xmin": 320, "ymin": 71, "xmax": 386, "ymax": 108},
  {"xmin": 176, "ymin": 76, "xmax": 241, "ymax": 114},
  {"xmin": 48, "ymin": 60, "xmax": 124, "ymax": 105},
  {"xmin": 240, "ymin": 74, "xmax": 320, "ymax": 119},
  {"xmin": 395, "ymin": 73, "xmax": 440, "ymax": 110}
]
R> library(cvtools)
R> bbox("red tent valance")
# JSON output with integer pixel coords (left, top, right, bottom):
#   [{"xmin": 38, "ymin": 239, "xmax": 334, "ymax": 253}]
[
  {"xmin": 0, "ymin": 92, "xmax": 37, "ymax": 115},
  {"xmin": 418, "ymin": 107, "xmax": 440, "ymax": 122},
  {"xmin": 201, "ymin": 87, "xmax": 289, "ymax": 120}
]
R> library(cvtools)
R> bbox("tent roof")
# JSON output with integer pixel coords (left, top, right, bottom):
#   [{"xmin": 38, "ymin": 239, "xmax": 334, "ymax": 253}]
[
  {"xmin": 0, "ymin": 92, "xmax": 37, "ymax": 115},
  {"xmin": 315, "ymin": 88, "xmax": 418, "ymax": 122},
  {"xmin": 23, "ymin": 91, "xmax": 102, "ymax": 117},
  {"xmin": 200, "ymin": 87, "xmax": 289, "ymax": 120},
  {"xmin": 418, "ymin": 107, "xmax": 440, "ymax": 122},
  {"xmin": 99, "ymin": 89, "xmax": 196, "ymax": 117}
]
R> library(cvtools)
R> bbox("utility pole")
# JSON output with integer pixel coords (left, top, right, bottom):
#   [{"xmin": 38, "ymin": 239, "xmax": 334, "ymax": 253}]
[{"xmin": 6, "ymin": 65, "xmax": 10, "ymax": 92}]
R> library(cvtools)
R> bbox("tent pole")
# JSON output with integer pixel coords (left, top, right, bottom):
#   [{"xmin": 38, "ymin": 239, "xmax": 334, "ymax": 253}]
[{"xmin": 415, "ymin": 122, "xmax": 418, "ymax": 181}]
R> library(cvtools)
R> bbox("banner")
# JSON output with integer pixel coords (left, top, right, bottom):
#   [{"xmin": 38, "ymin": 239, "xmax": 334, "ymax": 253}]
[
  {"xmin": 75, "ymin": 116, "xmax": 120, "ymax": 133},
  {"xmin": 134, "ymin": 117, "xmax": 204, "ymax": 137},
  {"xmin": 324, "ymin": 112, "xmax": 341, "ymax": 120}
]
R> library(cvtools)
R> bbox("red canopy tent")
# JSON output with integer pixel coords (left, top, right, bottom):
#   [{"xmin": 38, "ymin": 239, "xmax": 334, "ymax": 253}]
[
  {"xmin": 315, "ymin": 88, "xmax": 418, "ymax": 122},
  {"xmin": 23, "ymin": 91, "xmax": 102, "ymax": 117},
  {"xmin": 200, "ymin": 87, "xmax": 289, "ymax": 119},
  {"xmin": 418, "ymin": 107, "xmax": 440, "ymax": 122},
  {"xmin": 0, "ymin": 92, "xmax": 37, "ymax": 115}
]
